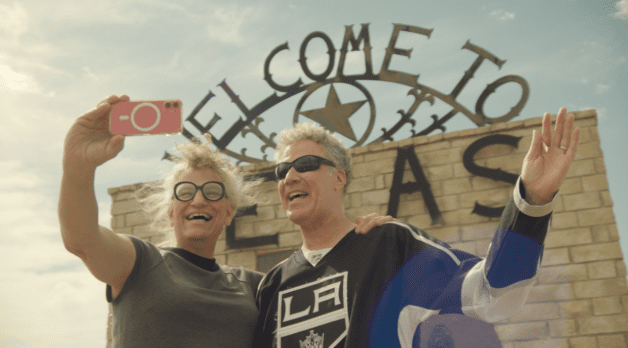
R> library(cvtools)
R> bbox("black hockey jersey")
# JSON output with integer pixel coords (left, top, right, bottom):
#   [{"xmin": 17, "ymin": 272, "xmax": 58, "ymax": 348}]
[{"xmin": 254, "ymin": 193, "xmax": 551, "ymax": 348}]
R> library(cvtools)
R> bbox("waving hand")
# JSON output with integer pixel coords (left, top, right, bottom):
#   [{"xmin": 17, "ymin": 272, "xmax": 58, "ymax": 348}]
[{"xmin": 521, "ymin": 107, "xmax": 581, "ymax": 205}]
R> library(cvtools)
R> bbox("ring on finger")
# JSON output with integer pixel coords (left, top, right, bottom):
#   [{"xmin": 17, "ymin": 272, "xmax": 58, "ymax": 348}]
[{"xmin": 559, "ymin": 145, "xmax": 568, "ymax": 150}]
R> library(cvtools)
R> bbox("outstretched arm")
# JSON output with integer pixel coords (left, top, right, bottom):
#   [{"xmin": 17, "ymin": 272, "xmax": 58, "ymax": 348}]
[
  {"xmin": 521, "ymin": 107, "xmax": 580, "ymax": 205},
  {"xmin": 461, "ymin": 108, "xmax": 582, "ymax": 322},
  {"xmin": 58, "ymin": 94, "xmax": 136, "ymax": 295}
]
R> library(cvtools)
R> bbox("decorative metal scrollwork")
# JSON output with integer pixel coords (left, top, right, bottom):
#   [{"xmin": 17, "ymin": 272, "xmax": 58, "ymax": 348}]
[{"xmin": 165, "ymin": 23, "xmax": 529, "ymax": 164}]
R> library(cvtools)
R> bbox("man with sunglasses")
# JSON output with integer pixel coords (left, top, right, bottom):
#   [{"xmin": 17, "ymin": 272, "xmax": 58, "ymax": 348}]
[
  {"xmin": 59, "ymin": 95, "xmax": 393, "ymax": 347},
  {"xmin": 254, "ymin": 108, "xmax": 580, "ymax": 348}
]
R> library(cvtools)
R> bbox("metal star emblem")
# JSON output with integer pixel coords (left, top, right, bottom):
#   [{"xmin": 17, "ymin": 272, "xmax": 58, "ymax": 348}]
[{"xmin": 300, "ymin": 84, "xmax": 367, "ymax": 141}]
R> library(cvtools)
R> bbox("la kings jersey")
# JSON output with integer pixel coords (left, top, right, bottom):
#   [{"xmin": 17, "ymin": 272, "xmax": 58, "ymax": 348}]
[{"xmin": 254, "ymin": 190, "xmax": 552, "ymax": 348}]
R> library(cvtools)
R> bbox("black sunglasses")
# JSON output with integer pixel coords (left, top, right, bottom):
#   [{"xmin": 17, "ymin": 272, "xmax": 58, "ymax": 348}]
[
  {"xmin": 173, "ymin": 181, "xmax": 226, "ymax": 201},
  {"xmin": 275, "ymin": 155, "xmax": 336, "ymax": 180}
]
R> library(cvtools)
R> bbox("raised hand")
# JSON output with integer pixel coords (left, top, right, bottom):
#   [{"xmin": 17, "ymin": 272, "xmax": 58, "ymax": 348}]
[
  {"xmin": 521, "ymin": 107, "xmax": 580, "ymax": 205},
  {"xmin": 354, "ymin": 213, "xmax": 397, "ymax": 234},
  {"xmin": 63, "ymin": 95, "xmax": 129, "ymax": 175}
]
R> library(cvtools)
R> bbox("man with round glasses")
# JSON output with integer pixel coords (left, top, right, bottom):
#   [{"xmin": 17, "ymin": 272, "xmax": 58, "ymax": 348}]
[
  {"xmin": 58, "ymin": 95, "xmax": 265, "ymax": 347},
  {"xmin": 174, "ymin": 181, "xmax": 227, "ymax": 202},
  {"xmin": 254, "ymin": 109, "xmax": 580, "ymax": 348}
]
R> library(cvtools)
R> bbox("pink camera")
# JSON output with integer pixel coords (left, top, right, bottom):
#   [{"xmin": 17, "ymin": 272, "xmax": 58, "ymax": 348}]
[{"xmin": 109, "ymin": 99, "xmax": 182, "ymax": 136}]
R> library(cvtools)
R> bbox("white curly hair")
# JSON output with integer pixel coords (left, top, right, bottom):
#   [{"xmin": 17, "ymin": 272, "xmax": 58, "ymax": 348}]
[{"xmin": 136, "ymin": 134, "xmax": 259, "ymax": 247}]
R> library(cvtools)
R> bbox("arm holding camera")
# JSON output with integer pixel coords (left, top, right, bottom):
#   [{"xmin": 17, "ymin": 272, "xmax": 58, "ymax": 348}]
[{"xmin": 58, "ymin": 94, "xmax": 136, "ymax": 298}]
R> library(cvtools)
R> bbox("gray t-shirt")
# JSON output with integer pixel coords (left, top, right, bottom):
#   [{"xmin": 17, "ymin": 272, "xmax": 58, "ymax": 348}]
[{"xmin": 107, "ymin": 235, "xmax": 264, "ymax": 348}]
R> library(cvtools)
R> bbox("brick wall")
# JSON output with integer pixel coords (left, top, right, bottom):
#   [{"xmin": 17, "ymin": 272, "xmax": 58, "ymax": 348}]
[{"xmin": 106, "ymin": 109, "xmax": 628, "ymax": 347}]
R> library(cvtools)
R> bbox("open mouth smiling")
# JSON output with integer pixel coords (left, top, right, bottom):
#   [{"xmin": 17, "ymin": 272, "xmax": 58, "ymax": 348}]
[
  {"xmin": 288, "ymin": 192, "xmax": 308, "ymax": 201},
  {"xmin": 186, "ymin": 214, "xmax": 212, "ymax": 221}
]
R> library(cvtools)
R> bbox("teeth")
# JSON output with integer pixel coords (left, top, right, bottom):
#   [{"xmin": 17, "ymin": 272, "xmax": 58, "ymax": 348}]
[
  {"xmin": 186, "ymin": 214, "xmax": 211, "ymax": 221},
  {"xmin": 289, "ymin": 192, "xmax": 307, "ymax": 201}
]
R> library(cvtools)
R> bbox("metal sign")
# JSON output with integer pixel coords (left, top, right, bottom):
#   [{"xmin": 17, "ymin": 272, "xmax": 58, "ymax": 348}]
[{"xmin": 166, "ymin": 23, "xmax": 529, "ymax": 164}]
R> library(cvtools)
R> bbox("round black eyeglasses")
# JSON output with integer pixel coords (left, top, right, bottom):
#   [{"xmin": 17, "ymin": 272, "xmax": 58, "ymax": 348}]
[
  {"xmin": 275, "ymin": 155, "xmax": 336, "ymax": 180},
  {"xmin": 173, "ymin": 181, "xmax": 226, "ymax": 201}
]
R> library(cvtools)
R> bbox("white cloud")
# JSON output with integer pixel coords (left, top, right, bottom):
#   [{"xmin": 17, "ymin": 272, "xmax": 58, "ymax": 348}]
[
  {"xmin": 0, "ymin": 3, "xmax": 59, "ymax": 96},
  {"xmin": 566, "ymin": 104, "xmax": 607, "ymax": 120},
  {"xmin": 0, "ymin": 159, "xmax": 110, "ymax": 348},
  {"xmin": 0, "ymin": 50, "xmax": 69, "ymax": 88},
  {"xmin": 0, "ymin": 162, "xmax": 57, "ymax": 244},
  {"xmin": 0, "ymin": 97, "xmax": 72, "ymax": 156},
  {"xmin": 82, "ymin": 66, "xmax": 99, "ymax": 82},
  {"xmin": 23, "ymin": 0, "xmax": 150, "ymax": 24},
  {"xmin": 613, "ymin": 0, "xmax": 628, "ymax": 20},
  {"xmin": 206, "ymin": 5, "xmax": 262, "ymax": 46},
  {"xmin": 596, "ymin": 83, "xmax": 611, "ymax": 94},
  {"xmin": 0, "ymin": 268, "xmax": 109, "ymax": 347},
  {"xmin": 0, "ymin": 161, "xmax": 43, "ymax": 188},
  {"xmin": 511, "ymin": 37, "xmax": 625, "ymax": 84},
  {"xmin": 0, "ymin": 64, "xmax": 40, "ymax": 92},
  {"xmin": 490, "ymin": 9, "xmax": 515, "ymax": 21},
  {"xmin": 166, "ymin": 51, "xmax": 181, "ymax": 70},
  {"xmin": 0, "ymin": 2, "xmax": 28, "ymax": 42},
  {"xmin": 0, "ymin": 3, "xmax": 60, "ymax": 66}
]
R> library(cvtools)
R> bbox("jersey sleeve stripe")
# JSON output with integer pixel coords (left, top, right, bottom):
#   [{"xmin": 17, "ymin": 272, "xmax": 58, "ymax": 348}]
[
  {"xmin": 513, "ymin": 177, "xmax": 555, "ymax": 217},
  {"xmin": 384, "ymin": 221, "xmax": 461, "ymax": 266},
  {"xmin": 460, "ymin": 259, "xmax": 536, "ymax": 322}
]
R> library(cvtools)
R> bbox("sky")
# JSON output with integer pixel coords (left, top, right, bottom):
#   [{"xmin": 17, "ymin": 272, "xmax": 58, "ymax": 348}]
[{"xmin": 1, "ymin": 0, "xmax": 627, "ymax": 346}]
